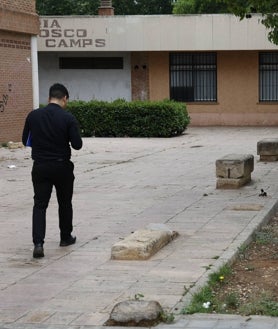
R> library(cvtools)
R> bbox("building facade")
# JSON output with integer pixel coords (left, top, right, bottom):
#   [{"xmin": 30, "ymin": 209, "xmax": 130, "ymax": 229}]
[
  {"xmin": 0, "ymin": 0, "xmax": 39, "ymax": 142},
  {"xmin": 38, "ymin": 14, "xmax": 278, "ymax": 126}
]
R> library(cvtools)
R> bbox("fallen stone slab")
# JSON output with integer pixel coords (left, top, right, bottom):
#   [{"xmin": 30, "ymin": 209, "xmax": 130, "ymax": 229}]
[
  {"xmin": 257, "ymin": 138, "xmax": 278, "ymax": 161},
  {"xmin": 104, "ymin": 300, "xmax": 164, "ymax": 327},
  {"xmin": 111, "ymin": 223, "xmax": 178, "ymax": 260}
]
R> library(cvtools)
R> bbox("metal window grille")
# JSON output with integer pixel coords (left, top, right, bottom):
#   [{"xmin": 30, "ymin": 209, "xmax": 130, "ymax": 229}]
[
  {"xmin": 259, "ymin": 52, "xmax": 278, "ymax": 102},
  {"xmin": 170, "ymin": 52, "xmax": 217, "ymax": 102}
]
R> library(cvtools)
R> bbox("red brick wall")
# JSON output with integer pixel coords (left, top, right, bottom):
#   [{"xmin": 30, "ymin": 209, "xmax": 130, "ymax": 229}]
[
  {"xmin": 0, "ymin": 31, "xmax": 33, "ymax": 142},
  {"xmin": 0, "ymin": 0, "xmax": 35, "ymax": 13},
  {"xmin": 0, "ymin": 0, "xmax": 39, "ymax": 35},
  {"xmin": 0, "ymin": 0, "xmax": 38, "ymax": 142}
]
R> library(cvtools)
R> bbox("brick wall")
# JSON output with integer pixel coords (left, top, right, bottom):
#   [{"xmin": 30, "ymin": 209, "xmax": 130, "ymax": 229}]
[
  {"xmin": 0, "ymin": 31, "xmax": 33, "ymax": 142},
  {"xmin": 0, "ymin": 0, "xmax": 39, "ymax": 35},
  {"xmin": 0, "ymin": 0, "xmax": 38, "ymax": 142},
  {"xmin": 0, "ymin": 0, "xmax": 35, "ymax": 13}
]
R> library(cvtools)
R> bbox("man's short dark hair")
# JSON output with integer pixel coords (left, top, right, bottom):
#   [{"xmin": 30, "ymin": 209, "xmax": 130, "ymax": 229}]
[{"xmin": 49, "ymin": 83, "xmax": 69, "ymax": 100}]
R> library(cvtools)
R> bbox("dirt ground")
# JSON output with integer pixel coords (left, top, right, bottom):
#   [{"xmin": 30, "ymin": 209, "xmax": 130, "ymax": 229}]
[{"xmin": 212, "ymin": 214, "xmax": 278, "ymax": 315}]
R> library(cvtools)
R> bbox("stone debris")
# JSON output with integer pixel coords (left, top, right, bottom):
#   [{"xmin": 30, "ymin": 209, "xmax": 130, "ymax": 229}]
[{"xmin": 7, "ymin": 141, "xmax": 23, "ymax": 149}]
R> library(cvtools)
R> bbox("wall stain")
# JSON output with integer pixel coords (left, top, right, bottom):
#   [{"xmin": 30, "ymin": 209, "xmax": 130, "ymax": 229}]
[
  {"xmin": 0, "ymin": 84, "xmax": 12, "ymax": 112},
  {"xmin": 0, "ymin": 95, "xmax": 8, "ymax": 112}
]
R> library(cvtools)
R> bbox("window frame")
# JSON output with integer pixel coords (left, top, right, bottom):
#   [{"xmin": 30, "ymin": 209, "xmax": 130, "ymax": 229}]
[
  {"xmin": 169, "ymin": 52, "xmax": 217, "ymax": 103},
  {"xmin": 259, "ymin": 52, "xmax": 278, "ymax": 102}
]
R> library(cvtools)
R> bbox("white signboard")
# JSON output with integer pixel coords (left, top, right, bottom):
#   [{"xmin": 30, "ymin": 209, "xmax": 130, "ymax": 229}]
[{"xmin": 38, "ymin": 15, "xmax": 278, "ymax": 52}]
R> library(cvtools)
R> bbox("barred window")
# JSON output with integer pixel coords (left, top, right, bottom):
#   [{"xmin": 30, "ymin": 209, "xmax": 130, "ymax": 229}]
[
  {"xmin": 170, "ymin": 52, "xmax": 217, "ymax": 102},
  {"xmin": 259, "ymin": 52, "xmax": 278, "ymax": 102}
]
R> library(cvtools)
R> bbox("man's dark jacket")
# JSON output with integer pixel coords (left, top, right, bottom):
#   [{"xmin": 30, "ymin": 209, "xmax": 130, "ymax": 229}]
[{"xmin": 22, "ymin": 103, "xmax": 82, "ymax": 162}]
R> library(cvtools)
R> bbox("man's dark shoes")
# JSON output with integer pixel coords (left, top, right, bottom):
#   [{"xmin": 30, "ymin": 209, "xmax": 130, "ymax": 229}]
[
  {"xmin": 60, "ymin": 235, "xmax": 76, "ymax": 247},
  {"xmin": 33, "ymin": 243, "xmax": 44, "ymax": 258}
]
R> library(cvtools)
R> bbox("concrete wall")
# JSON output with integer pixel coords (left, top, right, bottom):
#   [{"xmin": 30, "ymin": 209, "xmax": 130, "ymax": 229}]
[
  {"xmin": 149, "ymin": 52, "xmax": 169, "ymax": 100},
  {"xmin": 38, "ymin": 52, "xmax": 132, "ymax": 103},
  {"xmin": 147, "ymin": 51, "xmax": 278, "ymax": 126},
  {"xmin": 38, "ymin": 15, "xmax": 278, "ymax": 52}
]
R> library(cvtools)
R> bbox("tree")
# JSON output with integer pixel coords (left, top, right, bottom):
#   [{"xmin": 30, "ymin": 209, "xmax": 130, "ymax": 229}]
[
  {"xmin": 112, "ymin": 0, "xmax": 137, "ymax": 15},
  {"xmin": 173, "ymin": 0, "xmax": 278, "ymax": 45},
  {"xmin": 135, "ymin": 0, "xmax": 173, "ymax": 15},
  {"xmin": 221, "ymin": 0, "xmax": 278, "ymax": 45},
  {"xmin": 36, "ymin": 0, "xmax": 100, "ymax": 15},
  {"xmin": 173, "ymin": 0, "xmax": 229, "ymax": 14},
  {"xmin": 36, "ymin": 0, "xmax": 173, "ymax": 16}
]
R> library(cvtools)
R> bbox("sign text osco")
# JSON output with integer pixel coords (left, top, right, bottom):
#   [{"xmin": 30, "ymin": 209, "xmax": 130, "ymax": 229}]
[{"xmin": 40, "ymin": 19, "xmax": 106, "ymax": 48}]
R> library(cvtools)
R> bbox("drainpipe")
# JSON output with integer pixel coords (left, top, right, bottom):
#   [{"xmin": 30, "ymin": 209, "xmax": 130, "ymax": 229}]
[{"xmin": 31, "ymin": 35, "xmax": 39, "ymax": 109}]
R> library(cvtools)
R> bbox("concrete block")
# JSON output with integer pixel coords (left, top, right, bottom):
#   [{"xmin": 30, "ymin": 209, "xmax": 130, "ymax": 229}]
[
  {"xmin": 111, "ymin": 224, "xmax": 178, "ymax": 260},
  {"xmin": 257, "ymin": 138, "xmax": 278, "ymax": 161},
  {"xmin": 216, "ymin": 154, "xmax": 254, "ymax": 189}
]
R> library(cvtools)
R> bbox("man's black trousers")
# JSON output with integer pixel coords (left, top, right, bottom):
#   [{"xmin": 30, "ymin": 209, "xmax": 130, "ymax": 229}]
[{"xmin": 32, "ymin": 160, "xmax": 75, "ymax": 245}]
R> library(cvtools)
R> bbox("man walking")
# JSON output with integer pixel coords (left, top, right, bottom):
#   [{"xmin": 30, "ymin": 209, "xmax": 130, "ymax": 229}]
[{"xmin": 22, "ymin": 83, "xmax": 83, "ymax": 258}]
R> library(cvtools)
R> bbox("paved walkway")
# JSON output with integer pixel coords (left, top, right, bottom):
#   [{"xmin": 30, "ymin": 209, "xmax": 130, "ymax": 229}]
[{"xmin": 0, "ymin": 127, "xmax": 277, "ymax": 329}]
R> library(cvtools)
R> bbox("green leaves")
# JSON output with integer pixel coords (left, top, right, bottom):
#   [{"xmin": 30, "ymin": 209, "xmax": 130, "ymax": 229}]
[
  {"xmin": 222, "ymin": 0, "xmax": 278, "ymax": 45},
  {"xmin": 173, "ymin": 0, "xmax": 278, "ymax": 45},
  {"xmin": 173, "ymin": 0, "xmax": 230, "ymax": 14},
  {"xmin": 36, "ymin": 0, "xmax": 100, "ymax": 15},
  {"xmin": 67, "ymin": 99, "xmax": 190, "ymax": 137},
  {"xmin": 36, "ymin": 0, "xmax": 173, "ymax": 15}
]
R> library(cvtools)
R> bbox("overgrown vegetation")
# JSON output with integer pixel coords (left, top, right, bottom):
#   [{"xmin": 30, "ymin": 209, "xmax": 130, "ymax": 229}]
[
  {"xmin": 182, "ymin": 215, "xmax": 278, "ymax": 317},
  {"xmin": 182, "ymin": 265, "xmax": 233, "ymax": 315},
  {"xmin": 67, "ymin": 99, "xmax": 190, "ymax": 138}
]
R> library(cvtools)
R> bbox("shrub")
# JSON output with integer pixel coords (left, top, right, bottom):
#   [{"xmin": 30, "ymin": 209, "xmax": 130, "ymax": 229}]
[{"xmin": 67, "ymin": 99, "xmax": 190, "ymax": 137}]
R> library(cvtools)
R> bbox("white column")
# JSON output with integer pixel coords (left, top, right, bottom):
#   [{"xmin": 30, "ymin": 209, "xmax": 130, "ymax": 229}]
[{"xmin": 31, "ymin": 36, "xmax": 39, "ymax": 109}]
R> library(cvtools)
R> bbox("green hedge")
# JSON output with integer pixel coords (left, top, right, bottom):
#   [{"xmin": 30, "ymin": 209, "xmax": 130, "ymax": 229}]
[{"xmin": 67, "ymin": 99, "xmax": 190, "ymax": 137}]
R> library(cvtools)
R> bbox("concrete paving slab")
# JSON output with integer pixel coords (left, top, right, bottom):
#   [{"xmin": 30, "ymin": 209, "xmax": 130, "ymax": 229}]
[{"xmin": 0, "ymin": 127, "xmax": 278, "ymax": 329}]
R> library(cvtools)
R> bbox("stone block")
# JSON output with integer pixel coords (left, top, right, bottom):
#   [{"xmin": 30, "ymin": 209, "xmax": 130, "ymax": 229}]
[
  {"xmin": 257, "ymin": 138, "xmax": 278, "ymax": 161},
  {"xmin": 111, "ymin": 224, "xmax": 177, "ymax": 260},
  {"xmin": 105, "ymin": 300, "xmax": 163, "ymax": 326},
  {"xmin": 216, "ymin": 154, "xmax": 254, "ymax": 189}
]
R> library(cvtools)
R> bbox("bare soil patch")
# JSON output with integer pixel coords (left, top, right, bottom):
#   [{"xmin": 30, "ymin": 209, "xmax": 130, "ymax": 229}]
[{"xmin": 212, "ymin": 214, "xmax": 278, "ymax": 315}]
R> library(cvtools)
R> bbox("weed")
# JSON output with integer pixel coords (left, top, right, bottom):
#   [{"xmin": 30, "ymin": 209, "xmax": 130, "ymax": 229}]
[
  {"xmin": 237, "ymin": 244, "xmax": 249, "ymax": 260},
  {"xmin": 160, "ymin": 311, "xmax": 175, "ymax": 323},
  {"xmin": 203, "ymin": 264, "xmax": 213, "ymax": 270},
  {"xmin": 181, "ymin": 265, "xmax": 232, "ymax": 315},
  {"xmin": 239, "ymin": 292, "xmax": 278, "ymax": 316},
  {"xmin": 208, "ymin": 264, "xmax": 232, "ymax": 285},
  {"xmin": 254, "ymin": 231, "xmax": 273, "ymax": 244},
  {"xmin": 182, "ymin": 286, "xmax": 214, "ymax": 314},
  {"xmin": 225, "ymin": 292, "xmax": 239, "ymax": 308},
  {"xmin": 134, "ymin": 293, "xmax": 144, "ymax": 300}
]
